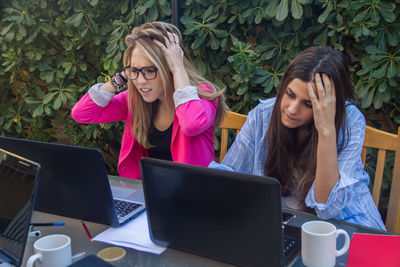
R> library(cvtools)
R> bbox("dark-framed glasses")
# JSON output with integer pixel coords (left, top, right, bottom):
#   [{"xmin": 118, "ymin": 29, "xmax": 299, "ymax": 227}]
[{"xmin": 123, "ymin": 66, "xmax": 158, "ymax": 80}]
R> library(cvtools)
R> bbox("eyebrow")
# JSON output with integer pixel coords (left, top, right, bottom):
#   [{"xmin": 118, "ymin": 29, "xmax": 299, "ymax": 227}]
[
  {"xmin": 287, "ymin": 87, "xmax": 312, "ymax": 104},
  {"xmin": 129, "ymin": 65, "xmax": 156, "ymax": 69}
]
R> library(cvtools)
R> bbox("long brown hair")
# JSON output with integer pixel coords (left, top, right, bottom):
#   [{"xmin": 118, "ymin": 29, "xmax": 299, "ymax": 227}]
[
  {"xmin": 123, "ymin": 21, "xmax": 227, "ymax": 148},
  {"xmin": 264, "ymin": 46, "xmax": 355, "ymax": 208}
]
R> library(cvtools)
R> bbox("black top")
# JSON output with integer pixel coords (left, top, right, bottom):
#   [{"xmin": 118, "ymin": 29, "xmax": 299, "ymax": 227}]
[{"xmin": 147, "ymin": 123, "xmax": 173, "ymax": 161}]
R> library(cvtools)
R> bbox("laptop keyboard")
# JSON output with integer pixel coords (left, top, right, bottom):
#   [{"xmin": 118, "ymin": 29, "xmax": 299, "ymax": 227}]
[
  {"xmin": 282, "ymin": 224, "xmax": 301, "ymax": 264},
  {"xmin": 283, "ymin": 238, "xmax": 298, "ymax": 254},
  {"xmin": 114, "ymin": 199, "xmax": 143, "ymax": 218}
]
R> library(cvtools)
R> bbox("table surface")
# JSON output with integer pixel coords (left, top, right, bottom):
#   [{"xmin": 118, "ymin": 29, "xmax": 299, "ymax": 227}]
[{"xmin": 22, "ymin": 175, "xmax": 388, "ymax": 267}]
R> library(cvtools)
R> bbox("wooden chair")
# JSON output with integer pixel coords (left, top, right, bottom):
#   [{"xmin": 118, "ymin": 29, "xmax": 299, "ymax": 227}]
[
  {"xmin": 218, "ymin": 111, "xmax": 247, "ymax": 162},
  {"xmin": 361, "ymin": 125, "xmax": 400, "ymax": 233}
]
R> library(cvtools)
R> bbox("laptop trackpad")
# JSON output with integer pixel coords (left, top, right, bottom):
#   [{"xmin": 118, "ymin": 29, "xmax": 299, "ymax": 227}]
[{"xmin": 111, "ymin": 186, "xmax": 145, "ymax": 202}]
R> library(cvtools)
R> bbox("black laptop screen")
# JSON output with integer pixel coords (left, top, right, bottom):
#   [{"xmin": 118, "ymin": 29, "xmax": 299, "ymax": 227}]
[
  {"xmin": 0, "ymin": 149, "xmax": 40, "ymax": 266},
  {"xmin": 140, "ymin": 158, "xmax": 284, "ymax": 267}
]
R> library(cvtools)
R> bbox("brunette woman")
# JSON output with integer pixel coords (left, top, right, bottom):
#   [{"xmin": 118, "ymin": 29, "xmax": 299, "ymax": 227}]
[{"xmin": 210, "ymin": 46, "xmax": 385, "ymax": 230}]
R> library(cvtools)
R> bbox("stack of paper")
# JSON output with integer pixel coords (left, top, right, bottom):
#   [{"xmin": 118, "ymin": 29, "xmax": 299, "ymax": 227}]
[
  {"xmin": 93, "ymin": 212, "xmax": 166, "ymax": 254},
  {"xmin": 346, "ymin": 233, "xmax": 400, "ymax": 267}
]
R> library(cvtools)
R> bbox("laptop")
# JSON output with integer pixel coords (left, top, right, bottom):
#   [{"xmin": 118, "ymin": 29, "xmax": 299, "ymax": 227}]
[
  {"xmin": 0, "ymin": 148, "xmax": 41, "ymax": 267},
  {"xmin": 0, "ymin": 136, "xmax": 145, "ymax": 227},
  {"xmin": 140, "ymin": 158, "xmax": 301, "ymax": 267}
]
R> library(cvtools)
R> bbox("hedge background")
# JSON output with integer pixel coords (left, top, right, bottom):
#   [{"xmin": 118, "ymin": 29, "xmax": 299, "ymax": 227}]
[{"xmin": 1, "ymin": 0, "xmax": 399, "ymax": 206}]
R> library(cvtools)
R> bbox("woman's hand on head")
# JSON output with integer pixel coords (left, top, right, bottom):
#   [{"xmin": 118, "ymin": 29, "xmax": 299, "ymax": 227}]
[
  {"xmin": 153, "ymin": 31, "xmax": 190, "ymax": 90},
  {"xmin": 308, "ymin": 73, "xmax": 336, "ymax": 138},
  {"xmin": 153, "ymin": 32, "xmax": 185, "ymax": 75}
]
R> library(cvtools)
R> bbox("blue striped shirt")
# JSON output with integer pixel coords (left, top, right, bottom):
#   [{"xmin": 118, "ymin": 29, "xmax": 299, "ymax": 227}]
[{"xmin": 209, "ymin": 98, "xmax": 386, "ymax": 231}]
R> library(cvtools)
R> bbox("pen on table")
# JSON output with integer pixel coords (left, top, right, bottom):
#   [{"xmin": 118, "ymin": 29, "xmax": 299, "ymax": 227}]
[
  {"xmin": 30, "ymin": 222, "xmax": 65, "ymax": 227},
  {"xmin": 72, "ymin": 251, "xmax": 86, "ymax": 261},
  {"xmin": 81, "ymin": 220, "xmax": 93, "ymax": 242}
]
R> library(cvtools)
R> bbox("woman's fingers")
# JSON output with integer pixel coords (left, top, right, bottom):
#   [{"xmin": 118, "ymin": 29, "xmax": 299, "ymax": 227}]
[
  {"xmin": 154, "ymin": 31, "xmax": 185, "ymax": 74},
  {"xmin": 154, "ymin": 32, "xmax": 179, "ymax": 50},
  {"xmin": 314, "ymin": 73, "xmax": 337, "ymax": 100},
  {"xmin": 315, "ymin": 73, "xmax": 326, "ymax": 99},
  {"xmin": 321, "ymin": 73, "xmax": 332, "ymax": 96},
  {"xmin": 164, "ymin": 32, "xmax": 180, "ymax": 47},
  {"xmin": 330, "ymin": 78, "xmax": 336, "ymax": 98},
  {"xmin": 308, "ymin": 83, "xmax": 319, "ymax": 108},
  {"xmin": 153, "ymin": 39, "xmax": 165, "ymax": 50}
]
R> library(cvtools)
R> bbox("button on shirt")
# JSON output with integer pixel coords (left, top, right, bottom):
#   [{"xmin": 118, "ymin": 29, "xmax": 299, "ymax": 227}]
[{"xmin": 209, "ymin": 98, "xmax": 386, "ymax": 231}]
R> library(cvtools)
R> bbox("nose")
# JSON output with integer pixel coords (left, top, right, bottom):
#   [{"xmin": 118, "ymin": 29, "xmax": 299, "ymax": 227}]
[
  {"xmin": 136, "ymin": 72, "xmax": 147, "ymax": 84},
  {"xmin": 287, "ymin": 100, "xmax": 300, "ymax": 115}
]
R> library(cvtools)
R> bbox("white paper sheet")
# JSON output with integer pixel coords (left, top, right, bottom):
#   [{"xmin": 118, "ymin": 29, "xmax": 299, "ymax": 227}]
[{"xmin": 93, "ymin": 212, "xmax": 166, "ymax": 254}]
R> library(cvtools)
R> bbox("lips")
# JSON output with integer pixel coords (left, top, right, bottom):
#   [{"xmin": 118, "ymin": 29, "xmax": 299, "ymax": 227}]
[
  {"xmin": 140, "ymin": 88, "xmax": 152, "ymax": 93},
  {"xmin": 284, "ymin": 113, "xmax": 297, "ymax": 122}
]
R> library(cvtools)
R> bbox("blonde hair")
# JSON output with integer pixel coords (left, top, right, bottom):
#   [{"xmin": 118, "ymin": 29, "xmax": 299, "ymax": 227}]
[{"xmin": 123, "ymin": 21, "xmax": 227, "ymax": 149}]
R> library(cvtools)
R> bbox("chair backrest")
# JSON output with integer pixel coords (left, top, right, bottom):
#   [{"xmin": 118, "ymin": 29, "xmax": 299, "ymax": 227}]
[
  {"xmin": 362, "ymin": 125, "xmax": 400, "ymax": 233},
  {"xmin": 218, "ymin": 111, "xmax": 247, "ymax": 162}
]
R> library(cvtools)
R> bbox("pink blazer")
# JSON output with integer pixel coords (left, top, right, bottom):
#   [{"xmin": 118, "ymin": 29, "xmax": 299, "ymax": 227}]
[{"xmin": 71, "ymin": 84, "xmax": 218, "ymax": 179}]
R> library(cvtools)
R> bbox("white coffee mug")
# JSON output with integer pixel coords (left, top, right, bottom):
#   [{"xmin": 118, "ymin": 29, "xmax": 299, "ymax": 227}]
[
  {"xmin": 26, "ymin": 234, "xmax": 72, "ymax": 267},
  {"xmin": 301, "ymin": 220, "xmax": 350, "ymax": 267}
]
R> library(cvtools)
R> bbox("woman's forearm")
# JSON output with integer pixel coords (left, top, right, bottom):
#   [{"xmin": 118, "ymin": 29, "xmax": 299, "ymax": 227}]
[
  {"xmin": 172, "ymin": 66, "xmax": 191, "ymax": 90},
  {"xmin": 314, "ymin": 131, "xmax": 339, "ymax": 203},
  {"xmin": 99, "ymin": 80, "xmax": 118, "ymax": 94}
]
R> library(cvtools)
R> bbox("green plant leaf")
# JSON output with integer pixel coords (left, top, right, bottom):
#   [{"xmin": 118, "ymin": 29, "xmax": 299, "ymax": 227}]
[
  {"xmin": 387, "ymin": 61, "xmax": 397, "ymax": 78},
  {"xmin": 44, "ymin": 105, "xmax": 52, "ymax": 116},
  {"xmin": 373, "ymin": 91, "xmax": 383, "ymax": 109},
  {"xmin": 356, "ymin": 84, "xmax": 370, "ymax": 98},
  {"xmin": 265, "ymin": 0, "xmax": 279, "ymax": 18},
  {"xmin": 255, "ymin": 9, "xmax": 263, "ymax": 24},
  {"xmin": 25, "ymin": 97, "xmax": 41, "ymax": 104},
  {"xmin": 66, "ymin": 13, "xmax": 84, "ymax": 27},
  {"xmin": 291, "ymin": 0, "xmax": 303, "ymax": 19},
  {"xmin": 1, "ymin": 23, "xmax": 14, "ymax": 36},
  {"xmin": 90, "ymin": 0, "xmax": 99, "ymax": 6},
  {"xmin": 53, "ymin": 94, "xmax": 62, "ymax": 109},
  {"xmin": 276, "ymin": 0, "xmax": 289, "ymax": 21},
  {"xmin": 5, "ymin": 31, "xmax": 15, "ymax": 41},
  {"xmin": 378, "ymin": 80, "xmax": 387, "ymax": 93},
  {"xmin": 353, "ymin": 9, "xmax": 367, "ymax": 23},
  {"xmin": 42, "ymin": 92, "xmax": 58, "ymax": 104},
  {"xmin": 365, "ymin": 46, "xmax": 385, "ymax": 55},
  {"xmin": 313, "ymin": 28, "xmax": 328, "ymax": 45},
  {"xmin": 237, "ymin": 84, "xmax": 248, "ymax": 95},
  {"xmin": 361, "ymin": 88, "xmax": 375, "ymax": 108},
  {"xmin": 40, "ymin": 71, "xmax": 55, "ymax": 83},
  {"xmin": 386, "ymin": 31, "xmax": 398, "ymax": 47},
  {"xmin": 32, "ymin": 105, "xmax": 44, "ymax": 117},
  {"xmin": 318, "ymin": 1, "xmax": 332, "ymax": 24},
  {"xmin": 377, "ymin": 8, "xmax": 396, "ymax": 23},
  {"xmin": 373, "ymin": 62, "xmax": 388, "ymax": 79},
  {"xmin": 191, "ymin": 34, "xmax": 207, "ymax": 50}
]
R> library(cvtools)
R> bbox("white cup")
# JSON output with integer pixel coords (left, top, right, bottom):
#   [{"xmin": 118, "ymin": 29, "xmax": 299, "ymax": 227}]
[
  {"xmin": 301, "ymin": 221, "xmax": 350, "ymax": 267},
  {"xmin": 26, "ymin": 234, "xmax": 72, "ymax": 267}
]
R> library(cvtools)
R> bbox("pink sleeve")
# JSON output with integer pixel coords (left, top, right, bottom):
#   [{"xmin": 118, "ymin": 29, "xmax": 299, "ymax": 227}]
[
  {"xmin": 175, "ymin": 84, "xmax": 218, "ymax": 136},
  {"xmin": 71, "ymin": 90, "xmax": 129, "ymax": 123}
]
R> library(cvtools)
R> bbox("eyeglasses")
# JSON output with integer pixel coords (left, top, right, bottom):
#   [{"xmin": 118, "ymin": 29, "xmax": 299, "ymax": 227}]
[{"xmin": 123, "ymin": 66, "xmax": 158, "ymax": 80}]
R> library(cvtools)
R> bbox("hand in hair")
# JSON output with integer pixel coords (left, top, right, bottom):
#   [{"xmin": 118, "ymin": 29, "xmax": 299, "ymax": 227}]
[
  {"xmin": 308, "ymin": 73, "xmax": 336, "ymax": 138},
  {"xmin": 153, "ymin": 31, "xmax": 190, "ymax": 91}
]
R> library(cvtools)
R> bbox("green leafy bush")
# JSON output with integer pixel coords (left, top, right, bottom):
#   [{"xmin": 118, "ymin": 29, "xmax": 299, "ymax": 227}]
[{"xmin": 1, "ymin": 0, "xmax": 400, "ymax": 173}]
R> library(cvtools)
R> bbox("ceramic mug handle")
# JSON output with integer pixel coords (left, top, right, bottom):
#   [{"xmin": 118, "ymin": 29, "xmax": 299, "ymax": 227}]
[
  {"xmin": 335, "ymin": 229, "xmax": 350, "ymax": 257},
  {"xmin": 26, "ymin": 253, "xmax": 42, "ymax": 267}
]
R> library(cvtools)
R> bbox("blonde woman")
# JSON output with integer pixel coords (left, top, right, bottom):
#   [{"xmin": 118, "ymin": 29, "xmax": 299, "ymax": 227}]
[{"xmin": 72, "ymin": 21, "xmax": 227, "ymax": 179}]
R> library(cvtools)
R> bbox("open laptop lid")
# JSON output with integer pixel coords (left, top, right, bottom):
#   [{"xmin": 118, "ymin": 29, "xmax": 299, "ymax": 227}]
[
  {"xmin": 0, "ymin": 148, "xmax": 41, "ymax": 267},
  {"xmin": 140, "ymin": 158, "xmax": 284, "ymax": 267},
  {"xmin": 0, "ymin": 136, "xmax": 119, "ymax": 227}
]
